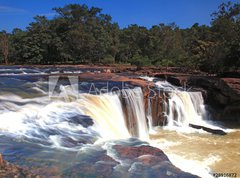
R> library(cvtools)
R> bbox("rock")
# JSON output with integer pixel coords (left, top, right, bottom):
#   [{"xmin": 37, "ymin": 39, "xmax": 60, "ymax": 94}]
[
  {"xmin": 167, "ymin": 76, "xmax": 182, "ymax": 86},
  {"xmin": 145, "ymin": 92, "xmax": 167, "ymax": 126},
  {"xmin": 0, "ymin": 154, "xmax": 38, "ymax": 178},
  {"xmin": 222, "ymin": 105, "xmax": 240, "ymax": 121},
  {"xmin": 113, "ymin": 145, "xmax": 170, "ymax": 161},
  {"xmin": 188, "ymin": 76, "xmax": 240, "ymax": 121},
  {"xmin": 0, "ymin": 154, "xmax": 4, "ymax": 167},
  {"xmin": 222, "ymin": 78, "xmax": 240, "ymax": 95},
  {"xmin": 217, "ymin": 71, "xmax": 240, "ymax": 78},
  {"xmin": 62, "ymin": 150, "xmax": 119, "ymax": 178},
  {"xmin": 189, "ymin": 123, "xmax": 227, "ymax": 135},
  {"xmin": 112, "ymin": 144, "xmax": 199, "ymax": 178},
  {"xmin": 69, "ymin": 115, "xmax": 94, "ymax": 128}
]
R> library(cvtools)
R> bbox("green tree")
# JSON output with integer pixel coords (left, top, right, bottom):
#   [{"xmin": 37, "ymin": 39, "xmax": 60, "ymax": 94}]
[
  {"xmin": 211, "ymin": 2, "xmax": 240, "ymax": 71},
  {"xmin": 0, "ymin": 31, "xmax": 9, "ymax": 64}
]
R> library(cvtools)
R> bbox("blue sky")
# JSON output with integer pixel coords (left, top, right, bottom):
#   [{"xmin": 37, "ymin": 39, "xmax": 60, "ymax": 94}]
[{"xmin": 0, "ymin": 0, "xmax": 238, "ymax": 32}]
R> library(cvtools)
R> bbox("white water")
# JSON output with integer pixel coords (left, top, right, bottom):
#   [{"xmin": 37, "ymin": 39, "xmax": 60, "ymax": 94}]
[
  {"xmin": 167, "ymin": 91, "xmax": 203, "ymax": 127},
  {"xmin": 139, "ymin": 77, "xmax": 231, "ymax": 177},
  {"xmin": 120, "ymin": 88, "xmax": 149, "ymax": 141},
  {"xmin": 1, "ymin": 75, "xmax": 234, "ymax": 177},
  {"xmin": 0, "ymin": 86, "xmax": 150, "ymax": 146},
  {"xmin": 75, "ymin": 93, "xmax": 131, "ymax": 140}
]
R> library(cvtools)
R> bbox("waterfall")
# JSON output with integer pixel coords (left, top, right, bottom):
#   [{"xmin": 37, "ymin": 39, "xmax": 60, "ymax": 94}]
[
  {"xmin": 145, "ymin": 79, "xmax": 208, "ymax": 129},
  {"xmin": 51, "ymin": 86, "xmax": 151, "ymax": 141},
  {"xmin": 76, "ymin": 87, "xmax": 149, "ymax": 141},
  {"xmin": 0, "ymin": 87, "xmax": 150, "ymax": 145},
  {"xmin": 146, "ymin": 97, "xmax": 154, "ymax": 132},
  {"xmin": 119, "ymin": 88, "xmax": 149, "ymax": 141},
  {"xmin": 75, "ymin": 93, "xmax": 131, "ymax": 140},
  {"xmin": 166, "ymin": 91, "xmax": 205, "ymax": 127}
]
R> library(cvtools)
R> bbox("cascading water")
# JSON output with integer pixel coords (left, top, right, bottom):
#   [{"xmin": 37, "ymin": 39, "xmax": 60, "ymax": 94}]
[
  {"xmin": 75, "ymin": 93, "xmax": 131, "ymax": 140},
  {"xmin": 145, "ymin": 79, "xmax": 212, "ymax": 130},
  {"xmin": 1, "ymin": 72, "xmax": 237, "ymax": 178},
  {"xmin": 119, "ymin": 87, "xmax": 149, "ymax": 140},
  {"xmin": 0, "ymin": 82, "xmax": 150, "ymax": 146},
  {"xmin": 166, "ymin": 91, "xmax": 205, "ymax": 127}
]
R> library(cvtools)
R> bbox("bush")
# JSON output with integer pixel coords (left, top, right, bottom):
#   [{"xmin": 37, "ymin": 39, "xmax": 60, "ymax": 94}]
[
  {"xmin": 102, "ymin": 55, "xmax": 115, "ymax": 64},
  {"xmin": 130, "ymin": 54, "xmax": 152, "ymax": 68}
]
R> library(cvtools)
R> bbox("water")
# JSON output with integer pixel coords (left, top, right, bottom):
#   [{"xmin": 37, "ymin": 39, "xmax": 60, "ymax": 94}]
[
  {"xmin": 119, "ymin": 88, "xmax": 149, "ymax": 140},
  {"xmin": 0, "ymin": 66, "xmax": 103, "ymax": 76},
  {"xmin": 0, "ymin": 76, "xmax": 140, "ymax": 146},
  {"xmin": 0, "ymin": 69, "xmax": 239, "ymax": 177},
  {"xmin": 150, "ymin": 129, "xmax": 240, "ymax": 178}
]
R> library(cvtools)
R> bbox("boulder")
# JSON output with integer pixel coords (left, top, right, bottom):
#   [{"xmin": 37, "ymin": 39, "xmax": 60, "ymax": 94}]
[
  {"xmin": 113, "ymin": 145, "xmax": 170, "ymax": 161},
  {"xmin": 112, "ymin": 144, "xmax": 199, "ymax": 178}
]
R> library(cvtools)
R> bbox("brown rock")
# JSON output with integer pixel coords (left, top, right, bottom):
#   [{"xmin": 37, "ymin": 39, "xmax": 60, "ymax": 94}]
[
  {"xmin": 113, "ymin": 145, "xmax": 169, "ymax": 161},
  {"xmin": 0, "ymin": 154, "xmax": 4, "ymax": 167},
  {"xmin": 0, "ymin": 154, "xmax": 38, "ymax": 178},
  {"xmin": 188, "ymin": 76, "xmax": 240, "ymax": 121},
  {"xmin": 113, "ymin": 144, "xmax": 199, "ymax": 178}
]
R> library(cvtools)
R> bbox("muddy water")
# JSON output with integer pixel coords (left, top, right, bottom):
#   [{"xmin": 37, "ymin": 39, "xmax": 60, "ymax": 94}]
[{"xmin": 151, "ymin": 128, "xmax": 240, "ymax": 177}]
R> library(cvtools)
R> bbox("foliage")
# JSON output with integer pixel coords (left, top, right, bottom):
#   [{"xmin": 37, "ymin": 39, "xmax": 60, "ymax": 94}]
[
  {"xmin": 2, "ymin": 2, "xmax": 240, "ymax": 72},
  {"xmin": 0, "ymin": 31, "xmax": 9, "ymax": 64}
]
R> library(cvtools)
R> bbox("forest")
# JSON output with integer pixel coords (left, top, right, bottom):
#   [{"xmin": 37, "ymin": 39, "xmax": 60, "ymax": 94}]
[{"xmin": 0, "ymin": 2, "xmax": 239, "ymax": 73}]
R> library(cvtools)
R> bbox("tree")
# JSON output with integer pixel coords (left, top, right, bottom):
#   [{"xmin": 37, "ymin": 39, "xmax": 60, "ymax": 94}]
[
  {"xmin": 211, "ymin": 2, "xmax": 240, "ymax": 71},
  {"xmin": 1, "ymin": 1, "xmax": 239, "ymax": 72},
  {"xmin": 0, "ymin": 31, "xmax": 9, "ymax": 64}
]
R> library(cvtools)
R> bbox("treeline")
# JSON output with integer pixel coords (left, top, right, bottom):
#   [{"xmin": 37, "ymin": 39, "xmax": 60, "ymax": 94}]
[{"xmin": 0, "ymin": 2, "xmax": 239, "ymax": 72}]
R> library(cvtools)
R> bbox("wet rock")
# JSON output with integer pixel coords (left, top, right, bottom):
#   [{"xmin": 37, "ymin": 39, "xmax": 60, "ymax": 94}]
[
  {"xmin": 189, "ymin": 123, "xmax": 227, "ymax": 135},
  {"xmin": 113, "ymin": 145, "xmax": 170, "ymax": 161},
  {"xmin": 0, "ymin": 154, "xmax": 37, "ymax": 178},
  {"xmin": 188, "ymin": 76, "xmax": 240, "ymax": 121},
  {"xmin": 113, "ymin": 144, "xmax": 199, "ymax": 178},
  {"xmin": 62, "ymin": 151, "xmax": 119, "ymax": 178},
  {"xmin": 0, "ymin": 139, "xmax": 198, "ymax": 178},
  {"xmin": 146, "ymin": 92, "xmax": 167, "ymax": 126},
  {"xmin": 0, "ymin": 154, "xmax": 4, "ymax": 167},
  {"xmin": 69, "ymin": 115, "xmax": 94, "ymax": 128}
]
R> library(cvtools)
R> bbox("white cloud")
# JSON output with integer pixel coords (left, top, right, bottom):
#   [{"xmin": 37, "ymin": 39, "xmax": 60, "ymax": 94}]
[
  {"xmin": 39, "ymin": 12, "xmax": 57, "ymax": 18},
  {"xmin": 0, "ymin": 5, "xmax": 27, "ymax": 13}
]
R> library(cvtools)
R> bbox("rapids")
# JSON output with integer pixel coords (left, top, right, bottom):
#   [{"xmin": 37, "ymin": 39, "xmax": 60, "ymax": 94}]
[{"xmin": 0, "ymin": 67, "xmax": 239, "ymax": 177}]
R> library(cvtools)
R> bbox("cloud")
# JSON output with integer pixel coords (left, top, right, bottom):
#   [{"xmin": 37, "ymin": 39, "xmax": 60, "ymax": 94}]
[
  {"xmin": 39, "ymin": 12, "xmax": 57, "ymax": 18},
  {"xmin": 0, "ymin": 5, "xmax": 27, "ymax": 13}
]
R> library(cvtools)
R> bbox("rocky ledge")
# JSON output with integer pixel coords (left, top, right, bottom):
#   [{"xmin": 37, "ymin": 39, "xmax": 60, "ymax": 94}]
[
  {"xmin": 53, "ymin": 66, "xmax": 240, "ymax": 121},
  {"xmin": 150, "ymin": 72, "xmax": 240, "ymax": 122},
  {"xmin": 188, "ymin": 76, "xmax": 240, "ymax": 121}
]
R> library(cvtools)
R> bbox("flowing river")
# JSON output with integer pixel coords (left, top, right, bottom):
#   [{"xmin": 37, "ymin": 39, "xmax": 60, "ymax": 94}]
[{"xmin": 0, "ymin": 66, "xmax": 239, "ymax": 178}]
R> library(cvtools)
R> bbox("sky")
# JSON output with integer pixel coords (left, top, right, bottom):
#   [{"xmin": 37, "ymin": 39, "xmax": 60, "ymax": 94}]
[{"xmin": 0, "ymin": 0, "xmax": 239, "ymax": 32}]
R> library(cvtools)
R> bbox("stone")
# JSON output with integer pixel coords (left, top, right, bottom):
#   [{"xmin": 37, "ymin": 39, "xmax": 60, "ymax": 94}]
[
  {"xmin": 0, "ymin": 154, "xmax": 37, "ymax": 178},
  {"xmin": 189, "ymin": 123, "xmax": 227, "ymax": 135}
]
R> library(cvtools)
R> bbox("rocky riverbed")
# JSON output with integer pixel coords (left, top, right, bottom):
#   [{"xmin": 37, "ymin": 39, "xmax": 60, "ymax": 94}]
[{"xmin": 0, "ymin": 65, "xmax": 239, "ymax": 177}]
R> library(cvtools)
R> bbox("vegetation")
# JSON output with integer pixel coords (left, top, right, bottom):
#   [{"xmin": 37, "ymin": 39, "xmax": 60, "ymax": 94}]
[{"xmin": 0, "ymin": 2, "xmax": 239, "ymax": 72}]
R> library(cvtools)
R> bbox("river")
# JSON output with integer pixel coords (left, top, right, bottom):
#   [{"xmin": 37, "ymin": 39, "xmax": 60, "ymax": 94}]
[{"xmin": 0, "ymin": 66, "xmax": 239, "ymax": 178}]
